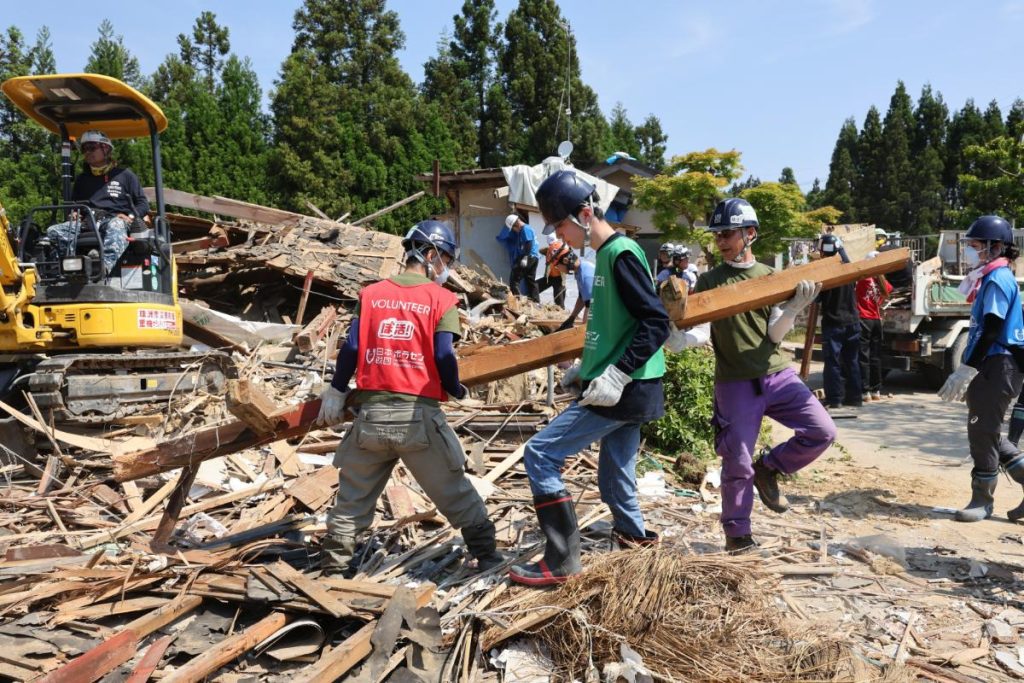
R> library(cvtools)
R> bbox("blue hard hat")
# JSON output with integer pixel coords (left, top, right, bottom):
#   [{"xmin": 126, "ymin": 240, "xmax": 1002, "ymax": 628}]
[
  {"xmin": 965, "ymin": 215, "xmax": 1013, "ymax": 245},
  {"xmin": 708, "ymin": 198, "xmax": 759, "ymax": 232},
  {"xmin": 402, "ymin": 220, "xmax": 459, "ymax": 260},
  {"xmin": 536, "ymin": 170, "xmax": 596, "ymax": 235}
]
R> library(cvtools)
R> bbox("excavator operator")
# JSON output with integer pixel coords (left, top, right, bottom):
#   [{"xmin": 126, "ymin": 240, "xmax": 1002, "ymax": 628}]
[{"xmin": 45, "ymin": 129, "xmax": 149, "ymax": 274}]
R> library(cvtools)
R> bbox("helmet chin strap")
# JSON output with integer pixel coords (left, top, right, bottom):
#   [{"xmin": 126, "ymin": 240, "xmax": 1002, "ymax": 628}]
[{"xmin": 731, "ymin": 229, "xmax": 757, "ymax": 263}]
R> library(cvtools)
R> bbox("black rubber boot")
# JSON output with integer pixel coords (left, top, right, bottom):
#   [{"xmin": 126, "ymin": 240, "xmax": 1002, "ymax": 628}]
[
  {"xmin": 508, "ymin": 491, "xmax": 582, "ymax": 586},
  {"xmin": 613, "ymin": 528, "xmax": 659, "ymax": 549},
  {"xmin": 753, "ymin": 458, "xmax": 789, "ymax": 513},
  {"xmin": 725, "ymin": 535, "xmax": 758, "ymax": 554},
  {"xmin": 461, "ymin": 519, "xmax": 506, "ymax": 571},
  {"xmin": 1004, "ymin": 454, "xmax": 1024, "ymax": 522},
  {"xmin": 954, "ymin": 475, "xmax": 997, "ymax": 522},
  {"xmin": 1009, "ymin": 404, "xmax": 1024, "ymax": 447},
  {"xmin": 320, "ymin": 533, "xmax": 358, "ymax": 578}
]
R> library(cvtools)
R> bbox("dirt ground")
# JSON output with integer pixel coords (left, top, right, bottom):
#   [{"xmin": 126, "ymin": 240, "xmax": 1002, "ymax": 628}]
[{"xmin": 742, "ymin": 358, "xmax": 1024, "ymax": 681}]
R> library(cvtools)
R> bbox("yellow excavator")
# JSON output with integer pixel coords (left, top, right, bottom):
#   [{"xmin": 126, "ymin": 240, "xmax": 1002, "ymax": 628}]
[{"xmin": 0, "ymin": 73, "xmax": 232, "ymax": 460}]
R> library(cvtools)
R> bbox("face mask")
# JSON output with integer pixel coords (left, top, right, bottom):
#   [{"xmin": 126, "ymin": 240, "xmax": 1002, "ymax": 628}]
[
  {"xmin": 430, "ymin": 253, "xmax": 450, "ymax": 285},
  {"xmin": 964, "ymin": 246, "xmax": 980, "ymax": 268}
]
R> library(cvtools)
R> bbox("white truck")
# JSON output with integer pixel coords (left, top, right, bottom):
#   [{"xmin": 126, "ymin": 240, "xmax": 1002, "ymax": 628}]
[{"xmin": 881, "ymin": 230, "xmax": 1024, "ymax": 387}]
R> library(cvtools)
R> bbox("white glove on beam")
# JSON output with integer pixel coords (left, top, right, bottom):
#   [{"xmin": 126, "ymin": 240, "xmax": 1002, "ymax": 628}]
[
  {"xmin": 560, "ymin": 362, "xmax": 582, "ymax": 391},
  {"xmin": 665, "ymin": 322, "xmax": 710, "ymax": 353},
  {"xmin": 938, "ymin": 364, "xmax": 978, "ymax": 402},
  {"xmin": 783, "ymin": 280, "xmax": 822, "ymax": 314},
  {"xmin": 316, "ymin": 385, "xmax": 349, "ymax": 426},
  {"xmin": 578, "ymin": 364, "xmax": 632, "ymax": 407}
]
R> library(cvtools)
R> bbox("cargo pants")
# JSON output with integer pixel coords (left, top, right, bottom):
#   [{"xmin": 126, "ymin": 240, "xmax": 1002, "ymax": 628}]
[
  {"xmin": 324, "ymin": 400, "xmax": 490, "ymax": 571},
  {"xmin": 46, "ymin": 215, "xmax": 130, "ymax": 274}
]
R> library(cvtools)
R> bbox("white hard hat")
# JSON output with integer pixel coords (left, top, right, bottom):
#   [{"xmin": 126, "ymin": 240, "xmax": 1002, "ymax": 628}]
[
  {"xmin": 79, "ymin": 130, "xmax": 112, "ymax": 150},
  {"xmin": 505, "ymin": 214, "xmax": 520, "ymax": 229}
]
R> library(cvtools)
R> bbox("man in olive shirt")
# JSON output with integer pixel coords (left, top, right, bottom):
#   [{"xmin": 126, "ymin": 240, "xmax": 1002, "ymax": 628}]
[{"xmin": 667, "ymin": 198, "xmax": 836, "ymax": 552}]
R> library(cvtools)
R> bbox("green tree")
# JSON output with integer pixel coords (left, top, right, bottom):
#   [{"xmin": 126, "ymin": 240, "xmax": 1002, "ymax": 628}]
[
  {"xmin": 910, "ymin": 84, "xmax": 948, "ymax": 232},
  {"xmin": 822, "ymin": 118, "xmax": 859, "ymax": 221},
  {"xmin": 879, "ymin": 81, "xmax": 915, "ymax": 231},
  {"xmin": 961, "ymin": 136, "xmax": 1024, "ymax": 223},
  {"xmin": 421, "ymin": 31, "xmax": 477, "ymax": 167},
  {"xmin": 0, "ymin": 26, "xmax": 61, "ymax": 218},
  {"xmin": 482, "ymin": 0, "xmax": 608, "ymax": 167},
  {"xmin": 945, "ymin": 99, "xmax": 986, "ymax": 215},
  {"xmin": 728, "ymin": 175, "xmax": 761, "ymax": 195},
  {"xmin": 633, "ymin": 148, "xmax": 743, "ymax": 253},
  {"xmin": 1006, "ymin": 99, "xmax": 1024, "ymax": 140},
  {"xmin": 181, "ymin": 11, "xmax": 231, "ymax": 92},
  {"xmin": 740, "ymin": 182, "xmax": 841, "ymax": 258},
  {"xmin": 634, "ymin": 114, "xmax": 668, "ymax": 171},
  {"xmin": 854, "ymin": 106, "xmax": 884, "ymax": 225},
  {"xmin": 272, "ymin": 0, "xmax": 456, "ymax": 230},
  {"xmin": 805, "ymin": 177, "xmax": 824, "ymax": 209},
  {"xmin": 982, "ymin": 99, "xmax": 1005, "ymax": 140},
  {"xmin": 85, "ymin": 20, "xmax": 142, "ymax": 87},
  {"xmin": 607, "ymin": 102, "xmax": 640, "ymax": 158}
]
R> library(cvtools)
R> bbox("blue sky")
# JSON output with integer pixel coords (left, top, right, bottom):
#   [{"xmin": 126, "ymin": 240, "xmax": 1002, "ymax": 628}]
[{"xmin": 6, "ymin": 1, "xmax": 1024, "ymax": 191}]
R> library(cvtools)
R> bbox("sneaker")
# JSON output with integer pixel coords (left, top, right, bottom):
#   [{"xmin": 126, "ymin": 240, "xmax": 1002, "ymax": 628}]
[
  {"xmin": 861, "ymin": 393, "xmax": 870, "ymax": 403},
  {"xmin": 724, "ymin": 535, "xmax": 757, "ymax": 554},
  {"xmin": 871, "ymin": 392, "xmax": 882, "ymax": 401}
]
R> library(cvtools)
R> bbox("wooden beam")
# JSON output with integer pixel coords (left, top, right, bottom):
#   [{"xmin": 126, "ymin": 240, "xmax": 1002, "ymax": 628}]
[
  {"xmin": 226, "ymin": 379, "xmax": 283, "ymax": 435},
  {"xmin": 161, "ymin": 612, "xmax": 290, "ymax": 683},
  {"xmin": 264, "ymin": 561, "xmax": 352, "ymax": 618},
  {"xmin": 294, "ymin": 306, "xmax": 338, "ymax": 353},
  {"xmin": 295, "ymin": 270, "xmax": 316, "ymax": 327},
  {"xmin": 37, "ymin": 628, "xmax": 137, "ymax": 683},
  {"xmin": 351, "ymin": 190, "xmax": 426, "ymax": 226},
  {"xmin": 122, "ymin": 595, "xmax": 203, "ymax": 639},
  {"xmin": 458, "ymin": 326, "xmax": 586, "ymax": 387}
]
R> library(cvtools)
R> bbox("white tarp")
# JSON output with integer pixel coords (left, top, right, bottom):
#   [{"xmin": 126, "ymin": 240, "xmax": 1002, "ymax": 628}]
[
  {"xmin": 181, "ymin": 299, "xmax": 299, "ymax": 348},
  {"xmin": 501, "ymin": 156, "xmax": 619, "ymax": 218}
]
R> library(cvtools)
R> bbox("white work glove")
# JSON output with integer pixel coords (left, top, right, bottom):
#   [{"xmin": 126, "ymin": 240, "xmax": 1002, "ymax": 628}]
[
  {"xmin": 665, "ymin": 322, "xmax": 710, "ymax": 353},
  {"xmin": 937, "ymin": 364, "xmax": 978, "ymax": 403},
  {"xmin": 782, "ymin": 280, "xmax": 822, "ymax": 314},
  {"xmin": 560, "ymin": 362, "xmax": 582, "ymax": 391},
  {"xmin": 518, "ymin": 256, "xmax": 529, "ymax": 268},
  {"xmin": 316, "ymin": 385, "xmax": 348, "ymax": 426},
  {"xmin": 578, "ymin": 364, "xmax": 632, "ymax": 407}
]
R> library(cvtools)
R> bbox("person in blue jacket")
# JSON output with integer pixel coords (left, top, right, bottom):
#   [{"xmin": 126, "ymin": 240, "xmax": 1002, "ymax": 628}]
[
  {"xmin": 497, "ymin": 214, "xmax": 541, "ymax": 302},
  {"xmin": 938, "ymin": 215, "xmax": 1024, "ymax": 523}
]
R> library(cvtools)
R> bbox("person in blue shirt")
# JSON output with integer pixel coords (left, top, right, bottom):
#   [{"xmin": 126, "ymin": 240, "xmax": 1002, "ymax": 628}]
[
  {"xmin": 938, "ymin": 215, "xmax": 1024, "ymax": 523},
  {"xmin": 497, "ymin": 214, "xmax": 541, "ymax": 302},
  {"xmin": 555, "ymin": 250, "xmax": 595, "ymax": 331}
]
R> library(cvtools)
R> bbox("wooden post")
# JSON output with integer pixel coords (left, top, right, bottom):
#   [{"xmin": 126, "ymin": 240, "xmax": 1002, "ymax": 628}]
[
  {"xmin": 295, "ymin": 270, "xmax": 315, "ymax": 327},
  {"xmin": 800, "ymin": 302, "xmax": 819, "ymax": 380}
]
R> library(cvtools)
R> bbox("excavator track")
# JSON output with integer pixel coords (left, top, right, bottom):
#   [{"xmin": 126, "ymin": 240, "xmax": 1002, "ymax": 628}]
[{"xmin": 26, "ymin": 350, "xmax": 237, "ymax": 425}]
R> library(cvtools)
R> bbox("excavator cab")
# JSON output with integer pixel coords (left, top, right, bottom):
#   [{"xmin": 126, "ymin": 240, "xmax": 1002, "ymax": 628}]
[
  {"xmin": 0, "ymin": 73, "xmax": 179, "ymax": 350},
  {"xmin": 0, "ymin": 75, "xmax": 230, "ymax": 449}
]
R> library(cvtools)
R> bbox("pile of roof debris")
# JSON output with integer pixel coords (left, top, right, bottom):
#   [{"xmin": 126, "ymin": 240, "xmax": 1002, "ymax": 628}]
[{"xmin": 0, "ymin": 191, "xmax": 1015, "ymax": 682}]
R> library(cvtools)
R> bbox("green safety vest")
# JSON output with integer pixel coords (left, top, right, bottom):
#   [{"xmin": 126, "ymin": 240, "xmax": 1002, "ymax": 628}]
[{"xmin": 579, "ymin": 235, "xmax": 666, "ymax": 381}]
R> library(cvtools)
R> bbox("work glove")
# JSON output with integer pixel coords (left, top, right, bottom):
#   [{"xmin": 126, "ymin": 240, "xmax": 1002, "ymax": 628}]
[
  {"xmin": 556, "ymin": 317, "xmax": 575, "ymax": 332},
  {"xmin": 316, "ymin": 385, "xmax": 349, "ymax": 426},
  {"xmin": 937, "ymin": 364, "xmax": 978, "ymax": 403},
  {"xmin": 664, "ymin": 322, "xmax": 711, "ymax": 353},
  {"xmin": 560, "ymin": 362, "xmax": 582, "ymax": 391},
  {"xmin": 518, "ymin": 256, "xmax": 529, "ymax": 269},
  {"xmin": 578, "ymin": 364, "xmax": 632, "ymax": 407},
  {"xmin": 782, "ymin": 280, "xmax": 822, "ymax": 314}
]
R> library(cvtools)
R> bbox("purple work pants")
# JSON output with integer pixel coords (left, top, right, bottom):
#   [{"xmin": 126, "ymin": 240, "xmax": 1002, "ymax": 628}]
[{"xmin": 713, "ymin": 367, "xmax": 836, "ymax": 537}]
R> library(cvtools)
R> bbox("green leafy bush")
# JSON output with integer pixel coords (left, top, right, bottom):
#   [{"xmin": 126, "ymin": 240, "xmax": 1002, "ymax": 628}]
[{"xmin": 644, "ymin": 347, "xmax": 717, "ymax": 461}]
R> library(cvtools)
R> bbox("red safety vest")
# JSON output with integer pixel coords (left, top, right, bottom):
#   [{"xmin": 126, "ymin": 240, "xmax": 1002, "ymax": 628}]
[{"xmin": 355, "ymin": 279, "xmax": 457, "ymax": 400}]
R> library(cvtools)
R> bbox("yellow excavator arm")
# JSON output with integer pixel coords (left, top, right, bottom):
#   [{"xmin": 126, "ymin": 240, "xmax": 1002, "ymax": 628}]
[{"xmin": 0, "ymin": 199, "xmax": 51, "ymax": 346}]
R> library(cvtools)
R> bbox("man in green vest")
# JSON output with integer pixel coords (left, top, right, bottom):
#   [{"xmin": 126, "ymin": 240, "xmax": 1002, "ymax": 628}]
[{"xmin": 508, "ymin": 170, "xmax": 670, "ymax": 587}]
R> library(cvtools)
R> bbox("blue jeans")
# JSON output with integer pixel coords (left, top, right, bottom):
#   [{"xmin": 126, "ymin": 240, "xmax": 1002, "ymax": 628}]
[
  {"xmin": 523, "ymin": 402, "xmax": 646, "ymax": 537},
  {"xmin": 822, "ymin": 322, "xmax": 863, "ymax": 405}
]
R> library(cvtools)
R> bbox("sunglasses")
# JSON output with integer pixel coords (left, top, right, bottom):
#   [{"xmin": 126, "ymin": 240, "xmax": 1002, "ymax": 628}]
[{"xmin": 714, "ymin": 228, "xmax": 741, "ymax": 240}]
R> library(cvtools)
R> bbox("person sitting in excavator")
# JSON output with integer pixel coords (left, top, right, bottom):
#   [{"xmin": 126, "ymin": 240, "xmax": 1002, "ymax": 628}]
[{"xmin": 45, "ymin": 130, "xmax": 149, "ymax": 275}]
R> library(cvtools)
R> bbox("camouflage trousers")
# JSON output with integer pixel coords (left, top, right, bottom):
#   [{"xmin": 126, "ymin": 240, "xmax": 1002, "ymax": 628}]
[{"xmin": 46, "ymin": 215, "xmax": 129, "ymax": 274}]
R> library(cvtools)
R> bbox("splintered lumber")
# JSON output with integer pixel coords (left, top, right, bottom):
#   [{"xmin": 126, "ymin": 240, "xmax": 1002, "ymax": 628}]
[
  {"xmin": 294, "ymin": 306, "xmax": 339, "ymax": 352},
  {"xmin": 659, "ymin": 274, "xmax": 688, "ymax": 323},
  {"xmin": 265, "ymin": 561, "xmax": 352, "ymax": 618},
  {"xmin": 161, "ymin": 611, "xmax": 290, "ymax": 683},
  {"xmin": 122, "ymin": 595, "xmax": 204, "ymax": 639},
  {"xmin": 226, "ymin": 379, "xmax": 282, "ymax": 435},
  {"xmin": 293, "ymin": 620, "xmax": 376, "ymax": 683},
  {"xmin": 125, "ymin": 635, "xmax": 175, "ymax": 683},
  {"xmin": 37, "ymin": 628, "xmax": 137, "ymax": 683}
]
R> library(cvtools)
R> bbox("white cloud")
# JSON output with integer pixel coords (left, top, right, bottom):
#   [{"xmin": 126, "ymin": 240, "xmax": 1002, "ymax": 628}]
[{"xmin": 827, "ymin": 0, "xmax": 874, "ymax": 34}]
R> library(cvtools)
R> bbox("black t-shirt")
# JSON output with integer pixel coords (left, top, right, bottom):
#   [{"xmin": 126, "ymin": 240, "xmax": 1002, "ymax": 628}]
[
  {"xmin": 818, "ymin": 283, "xmax": 860, "ymax": 328},
  {"xmin": 72, "ymin": 165, "xmax": 149, "ymax": 217}
]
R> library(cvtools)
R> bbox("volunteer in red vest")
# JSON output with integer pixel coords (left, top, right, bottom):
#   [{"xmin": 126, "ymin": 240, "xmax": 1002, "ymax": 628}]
[{"xmin": 315, "ymin": 220, "xmax": 503, "ymax": 577}]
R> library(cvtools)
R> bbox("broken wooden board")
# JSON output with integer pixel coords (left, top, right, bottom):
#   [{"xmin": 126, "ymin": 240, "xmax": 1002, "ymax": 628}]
[
  {"xmin": 226, "ymin": 379, "xmax": 282, "ymax": 435},
  {"xmin": 659, "ymin": 274, "xmax": 688, "ymax": 324}
]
